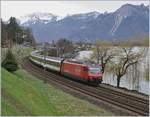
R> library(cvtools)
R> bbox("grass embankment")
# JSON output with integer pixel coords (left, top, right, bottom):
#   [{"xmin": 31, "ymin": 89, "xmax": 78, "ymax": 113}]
[{"xmin": 1, "ymin": 68, "xmax": 112, "ymax": 116}]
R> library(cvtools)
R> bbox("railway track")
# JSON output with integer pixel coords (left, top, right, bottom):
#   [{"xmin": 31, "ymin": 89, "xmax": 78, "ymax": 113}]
[
  {"xmin": 97, "ymin": 85, "xmax": 149, "ymax": 105},
  {"xmin": 22, "ymin": 58, "xmax": 149, "ymax": 116}
]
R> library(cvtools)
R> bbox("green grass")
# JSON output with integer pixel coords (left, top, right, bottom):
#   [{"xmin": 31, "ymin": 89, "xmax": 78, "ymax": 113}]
[{"xmin": 1, "ymin": 68, "xmax": 112, "ymax": 116}]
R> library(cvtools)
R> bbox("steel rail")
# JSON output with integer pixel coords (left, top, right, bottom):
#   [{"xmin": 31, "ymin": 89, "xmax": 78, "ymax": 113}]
[{"xmin": 22, "ymin": 58, "xmax": 149, "ymax": 116}]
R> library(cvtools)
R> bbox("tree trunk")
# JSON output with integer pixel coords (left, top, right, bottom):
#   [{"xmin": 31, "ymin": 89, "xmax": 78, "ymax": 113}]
[
  {"xmin": 97, "ymin": 57, "xmax": 99, "ymax": 64},
  {"xmin": 101, "ymin": 63, "xmax": 105, "ymax": 74},
  {"xmin": 96, "ymin": 46, "xmax": 100, "ymax": 64},
  {"xmin": 101, "ymin": 57, "xmax": 104, "ymax": 73},
  {"xmin": 117, "ymin": 76, "xmax": 121, "ymax": 87}
]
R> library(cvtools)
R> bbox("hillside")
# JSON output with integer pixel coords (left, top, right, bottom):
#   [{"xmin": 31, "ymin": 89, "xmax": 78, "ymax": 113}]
[
  {"xmin": 1, "ymin": 68, "xmax": 112, "ymax": 116},
  {"xmin": 19, "ymin": 4, "xmax": 149, "ymax": 43}
]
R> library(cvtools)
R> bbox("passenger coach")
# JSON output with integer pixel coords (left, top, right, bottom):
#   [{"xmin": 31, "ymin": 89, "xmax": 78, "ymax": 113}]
[{"xmin": 29, "ymin": 50, "xmax": 103, "ymax": 85}]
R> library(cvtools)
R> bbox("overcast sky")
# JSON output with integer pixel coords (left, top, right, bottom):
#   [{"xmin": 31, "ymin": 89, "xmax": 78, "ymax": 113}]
[{"xmin": 1, "ymin": 1, "xmax": 149, "ymax": 21}]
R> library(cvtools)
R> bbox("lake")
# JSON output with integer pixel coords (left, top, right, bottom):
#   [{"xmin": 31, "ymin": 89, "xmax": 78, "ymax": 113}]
[{"xmin": 76, "ymin": 48, "xmax": 149, "ymax": 95}]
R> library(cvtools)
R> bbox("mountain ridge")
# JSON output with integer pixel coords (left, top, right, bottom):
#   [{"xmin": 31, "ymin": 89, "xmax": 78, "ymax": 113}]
[{"xmin": 19, "ymin": 4, "xmax": 149, "ymax": 43}]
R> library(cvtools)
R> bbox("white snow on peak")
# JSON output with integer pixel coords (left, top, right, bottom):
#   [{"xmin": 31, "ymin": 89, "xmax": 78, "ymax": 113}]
[
  {"xmin": 19, "ymin": 16, "xmax": 30, "ymax": 25},
  {"xmin": 87, "ymin": 11, "xmax": 100, "ymax": 19},
  {"xmin": 56, "ymin": 15, "xmax": 66, "ymax": 21},
  {"xmin": 115, "ymin": 4, "xmax": 148, "ymax": 18},
  {"xmin": 72, "ymin": 11, "xmax": 100, "ymax": 20},
  {"xmin": 19, "ymin": 12, "xmax": 57, "ymax": 25}
]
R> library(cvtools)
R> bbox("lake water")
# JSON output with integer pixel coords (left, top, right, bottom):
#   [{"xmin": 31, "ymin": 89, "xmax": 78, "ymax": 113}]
[{"xmin": 76, "ymin": 48, "xmax": 149, "ymax": 95}]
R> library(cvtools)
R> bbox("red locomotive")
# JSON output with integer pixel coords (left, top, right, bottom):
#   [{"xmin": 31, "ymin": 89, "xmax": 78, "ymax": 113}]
[
  {"xmin": 61, "ymin": 59, "xmax": 102, "ymax": 85},
  {"xmin": 30, "ymin": 51, "xmax": 103, "ymax": 85}
]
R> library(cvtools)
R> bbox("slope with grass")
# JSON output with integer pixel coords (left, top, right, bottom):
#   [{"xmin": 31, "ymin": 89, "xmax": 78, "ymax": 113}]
[{"xmin": 1, "ymin": 68, "xmax": 112, "ymax": 116}]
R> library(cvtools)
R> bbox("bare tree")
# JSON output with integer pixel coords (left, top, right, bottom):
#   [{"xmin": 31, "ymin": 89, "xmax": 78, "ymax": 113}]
[
  {"xmin": 56, "ymin": 38, "xmax": 74, "ymax": 58},
  {"xmin": 111, "ymin": 47, "xmax": 145, "ymax": 87},
  {"xmin": 92, "ymin": 40, "xmax": 114, "ymax": 74}
]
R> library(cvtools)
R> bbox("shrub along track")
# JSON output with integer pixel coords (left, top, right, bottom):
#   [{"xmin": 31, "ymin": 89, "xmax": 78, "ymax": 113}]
[{"xmin": 22, "ymin": 58, "xmax": 149, "ymax": 116}]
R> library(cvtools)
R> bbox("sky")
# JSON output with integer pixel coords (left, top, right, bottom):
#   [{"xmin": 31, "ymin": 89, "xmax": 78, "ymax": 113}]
[{"xmin": 1, "ymin": 1, "xmax": 149, "ymax": 21}]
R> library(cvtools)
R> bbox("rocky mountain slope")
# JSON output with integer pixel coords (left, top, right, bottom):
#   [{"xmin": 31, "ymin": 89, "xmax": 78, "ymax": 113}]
[{"xmin": 19, "ymin": 4, "xmax": 149, "ymax": 43}]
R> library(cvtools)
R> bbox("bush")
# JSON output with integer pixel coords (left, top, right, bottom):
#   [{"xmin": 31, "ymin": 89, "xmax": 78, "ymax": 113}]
[{"xmin": 2, "ymin": 49, "xmax": 18, "ymax": 72}]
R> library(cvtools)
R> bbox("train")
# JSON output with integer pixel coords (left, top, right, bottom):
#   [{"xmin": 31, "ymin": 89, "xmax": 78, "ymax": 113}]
[{"xmin": 29, "ymin": 50, "xmax": 103, "ymax": 85}]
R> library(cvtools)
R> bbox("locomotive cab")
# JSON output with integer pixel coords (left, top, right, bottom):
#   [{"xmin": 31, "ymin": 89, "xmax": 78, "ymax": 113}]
[{"xmin": 87, "ymin": 65, "xmax": 103, "ymax": 85}]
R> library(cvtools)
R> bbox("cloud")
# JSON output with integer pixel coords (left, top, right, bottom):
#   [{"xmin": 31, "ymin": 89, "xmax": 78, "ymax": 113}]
[{"xmin": 1, "ymin": 1, "xmax": 149, "ymax": 21}]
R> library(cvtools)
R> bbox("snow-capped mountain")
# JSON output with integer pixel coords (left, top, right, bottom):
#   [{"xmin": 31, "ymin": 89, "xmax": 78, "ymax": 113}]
[
  {"xmin": 68, "ymin": 11, "xmax": 100, "ymax": 20},
  {"xmin": 110, "ymin": 4, "xmax": 149, "ymax": 36},
  {"xmin": 115, "ymin": 4, "xmax": 148, "ymax": 17},
  {"xmin": 19, "ymin": 12, "xmax": 58, "ymax": 26},
  {"xmin": 18, "ymin": 4, "xmax": 149, "ymax": 43},
  {"xmin": 110, "ymin": 3, "xmax": 149, "ymax": 37}
]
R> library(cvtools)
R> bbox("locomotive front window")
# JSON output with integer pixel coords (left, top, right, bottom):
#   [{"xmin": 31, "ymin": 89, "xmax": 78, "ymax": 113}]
[{"xmin": 89, "ymin": 67, "xmax": 101, "ymax": 74}]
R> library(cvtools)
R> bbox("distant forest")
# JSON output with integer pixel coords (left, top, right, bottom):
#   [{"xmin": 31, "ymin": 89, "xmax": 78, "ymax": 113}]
[
  {"xmin": 1, "ymin": 17, "xmax": 36, "ymax": 48},
  {"xmin": 112, "ymin": 34, "xmax": 149, "ymax": 47}
]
